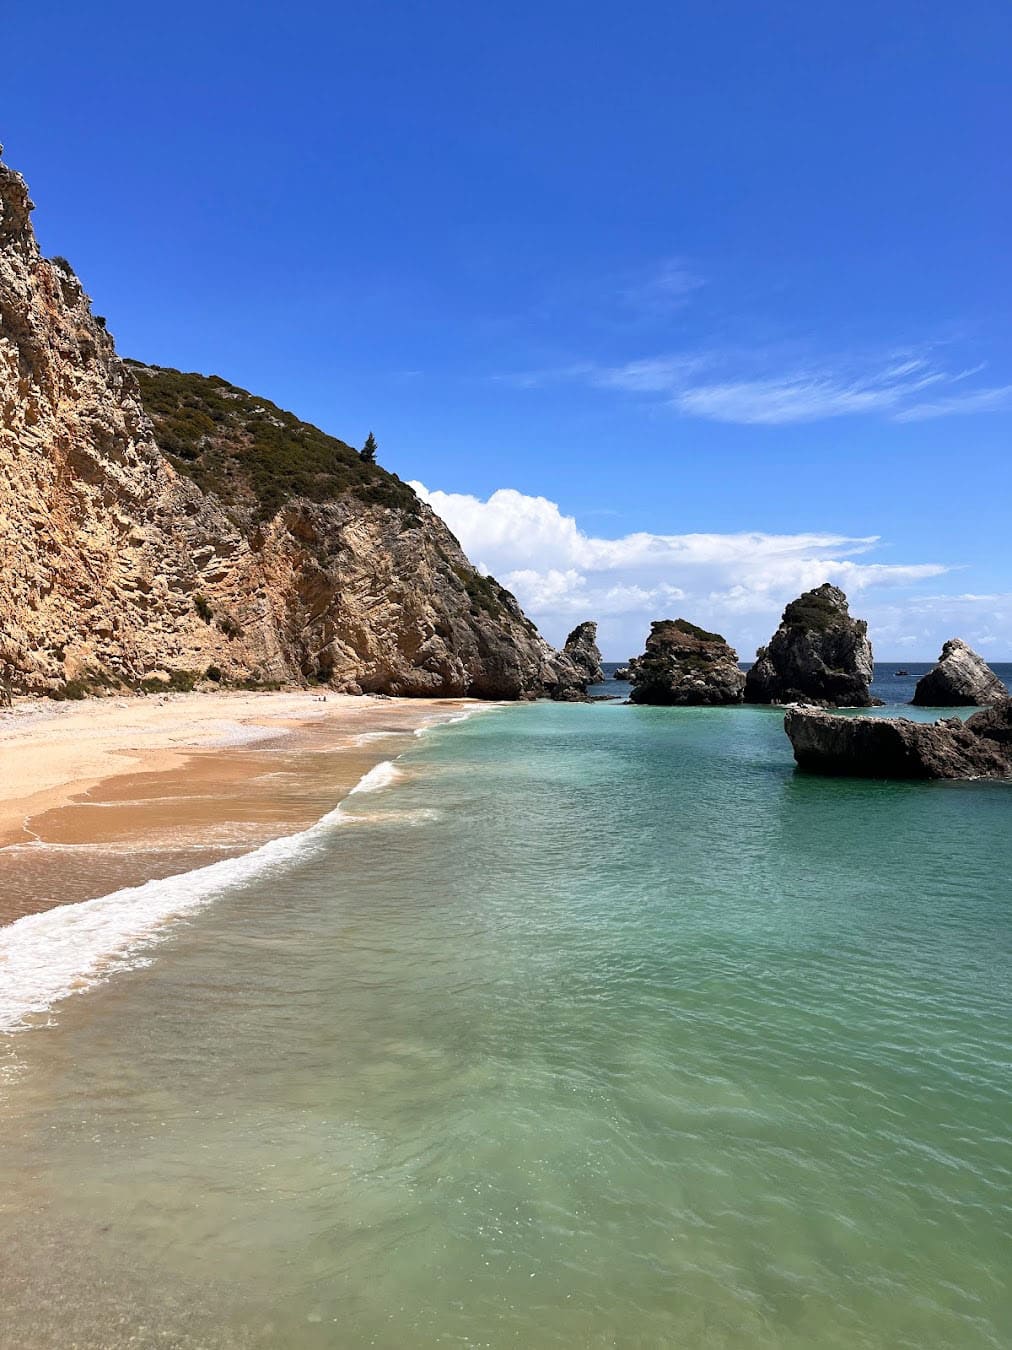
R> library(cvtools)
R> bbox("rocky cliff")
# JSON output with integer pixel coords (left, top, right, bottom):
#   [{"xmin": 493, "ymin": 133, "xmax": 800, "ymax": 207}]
[
  {"xmin": 561, "ymin": 621, "xmax": 605, "ymax": 688},
  {"xmin": 785, "ymin": 700, "xmax": 1012, "ymax": 779},
  {"xmin": 0, "ymin": 153, "xmax": 583, "ymax": 701},
  {"xmin": 628, "ymin": 619, "xmax": 745, "ymax": 705},
  {"xmin": 744, "ymin": 584, "xmax": 875, "ymax": 707},
  {"xmin": 911, "ymin": 638, "xmax": 1007, "ymax": 707}
]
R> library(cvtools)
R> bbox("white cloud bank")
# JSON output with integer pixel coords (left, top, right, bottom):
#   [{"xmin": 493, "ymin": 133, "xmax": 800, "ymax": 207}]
[{"xmin": 409, "ymin": 482, "xmax": 984, "ymax": 659}]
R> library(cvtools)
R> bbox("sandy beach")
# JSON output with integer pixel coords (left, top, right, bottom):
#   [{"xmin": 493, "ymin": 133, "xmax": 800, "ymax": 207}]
[{"xmin": 0, "ymin": 690, "xmax": 470, "ymax": 925}]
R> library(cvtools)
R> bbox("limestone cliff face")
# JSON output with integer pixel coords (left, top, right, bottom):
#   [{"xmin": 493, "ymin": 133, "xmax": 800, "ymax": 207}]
[
  {"xmin": 0, "ymin": 158, "xmax": 287, "ymax": 692},
  {"xmin": 0, "ymin": 154, "xmax": 582, "ymax": 700}
]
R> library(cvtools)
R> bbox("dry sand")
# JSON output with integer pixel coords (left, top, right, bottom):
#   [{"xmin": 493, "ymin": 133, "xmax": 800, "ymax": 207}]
[{"xmin": 0, "ymin": 690, "xmax": 471, "ymax": 924}]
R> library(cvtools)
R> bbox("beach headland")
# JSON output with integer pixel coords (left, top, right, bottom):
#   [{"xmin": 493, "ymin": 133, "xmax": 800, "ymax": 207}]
[{"xmin": 0, "ymin": 690, "xmax": 472, "ymax": 926}]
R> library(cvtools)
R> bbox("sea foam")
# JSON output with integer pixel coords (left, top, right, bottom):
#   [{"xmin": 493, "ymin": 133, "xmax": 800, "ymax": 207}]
[{"xmin": 0, "ymin": 760, "xmax": 401, "ymax": 1034}]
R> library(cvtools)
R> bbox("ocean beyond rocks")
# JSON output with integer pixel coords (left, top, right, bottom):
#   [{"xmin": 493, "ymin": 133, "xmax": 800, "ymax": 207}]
[
  {"xmin": 628, "ymin": 620, "xmax": 745, "ymax": 705},
  {"xmin": 785, "ymin": 699, "xmax": 1012, "ymax": 779},
  {"xmin": 744, "ymin": 584, "xmax": 875, "ymax": 707},
  {"xmin": 911, "ymin": 639, "xmax": 1007, "ymax": 707}
]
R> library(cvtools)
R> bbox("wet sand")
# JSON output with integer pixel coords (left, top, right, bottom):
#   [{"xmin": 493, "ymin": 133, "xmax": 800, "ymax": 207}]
[{"xmin": 0, "ymin": 692, "xmax": 469, "ymax": 925}]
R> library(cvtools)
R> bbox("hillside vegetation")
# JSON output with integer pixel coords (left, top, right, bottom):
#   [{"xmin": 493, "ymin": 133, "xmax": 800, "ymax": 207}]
[{"xmin": 128, "ymin": 362, "xmax": 417, "ymax": 519}]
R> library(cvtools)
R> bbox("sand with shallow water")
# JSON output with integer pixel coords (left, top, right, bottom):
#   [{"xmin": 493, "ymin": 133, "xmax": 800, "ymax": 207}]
[{"xmin": 0, "ymin": 691, "xmax": 470, "ymax": 925}]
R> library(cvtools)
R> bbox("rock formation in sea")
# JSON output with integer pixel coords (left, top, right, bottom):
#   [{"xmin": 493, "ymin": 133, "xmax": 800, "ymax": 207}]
[
  {"xmin": 784, "ymin": 700, "xmax": 1012, "ymax": 779},
  {"xmin": 910, "ymin": 639, "xmax": 1007, "ymax": 707},
  {"xmin": 0, "ymin": 152, "xmax": 585, "ymax": 701},
  {"xmin": 562, "ymin": 621, "xmax": 605, "ymax": 686},
  {"xmin": 613, "ymin": 663, "xmax": 634, "ymax": 681},
  {"xmin": 628, "ymin": 620, "xmax": 745, "ymax": 705},
  {"xmin": 744, "ymin": 584, "xmax": 875, "ymax": 707}
]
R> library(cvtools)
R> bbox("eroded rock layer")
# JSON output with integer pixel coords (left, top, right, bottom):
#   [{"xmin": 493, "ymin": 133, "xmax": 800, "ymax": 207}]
[
  {"xmin": 628, "ymin": 619, "xmax": 745, "ymax": 705},
  {"xmin": 911, "ymin": 639, "xmax": 1007, "ymax": 707},
  {"xmin": 744, "ymin": 584, "xmax": 874, "ymax": 708},
  {"xmin": 0, "ymin": 155, "xmax": 583, "ymax": 701},
  {"xmin": 784, "ymin": 700, "xmax": 1012, "ymax": 779},
  {"xmin": 562, "ymin": 621, "xmax": 605, "ymax": 687}
]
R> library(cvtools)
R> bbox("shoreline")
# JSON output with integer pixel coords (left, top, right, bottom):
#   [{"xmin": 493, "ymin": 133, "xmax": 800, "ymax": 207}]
[
  {"xmin": 0, "ymin": 691, "xmax": 476, "ymax": 928},
  {"xmin": 0, "ymin": 689, "xmax": 492, "ymax": 1033}
]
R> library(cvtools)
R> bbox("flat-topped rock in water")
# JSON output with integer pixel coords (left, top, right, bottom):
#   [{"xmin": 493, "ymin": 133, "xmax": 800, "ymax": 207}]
[
  {"xmin": 628, "ymin": 620, "xmax": 745, "ymax": 705},
  {"xmin": 745, "ymin": 584, "xmax": 875, "ymax": 707},
  {"xmin": 911, "ymin": 639, "xmax": 1007, "ymax": 707},
  {"xmin": 785, "ymin": 699, "xmax": 1012, "ymax": 779},
  {"xmin": 562, "ymin": 621, "xmax": 605, "ymax": 686}
]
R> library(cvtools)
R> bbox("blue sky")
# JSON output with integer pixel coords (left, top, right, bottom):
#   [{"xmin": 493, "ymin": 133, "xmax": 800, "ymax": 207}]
[{"xmin": 5, "ymin": 1, "xmax": 1010, "ymax": 657}]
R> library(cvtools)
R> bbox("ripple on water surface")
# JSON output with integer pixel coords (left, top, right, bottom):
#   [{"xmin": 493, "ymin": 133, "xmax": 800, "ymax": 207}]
[{"xmin": 0, "ymin": 697, "xmax": 1009, "ymax": 1349}]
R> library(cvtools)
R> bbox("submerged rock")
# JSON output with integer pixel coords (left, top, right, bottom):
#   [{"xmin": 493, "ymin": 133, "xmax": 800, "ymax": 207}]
[
  {"xmin": 628, "ymin": 620, "xmax": 745, "ymax": 705},
  {"xmin": 784, "ymin": 699, "xmax": 1012, "ymax": 779},
  {"xmin": 744, "ymin": 584, "xmax": 875, "ymax": 707},
  {"xmin": 911, "ymin": 639, "xmax": 1007, "ymax": 707},
  {"xmin": 562, "ymin": 621, "xmax": 605, "ymax": 686}
]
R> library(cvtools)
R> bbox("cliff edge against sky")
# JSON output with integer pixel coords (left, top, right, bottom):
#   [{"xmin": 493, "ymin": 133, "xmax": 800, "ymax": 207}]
[{"xmin": 0, "ymin": 153, "xmax": 584, "ymax": 701}]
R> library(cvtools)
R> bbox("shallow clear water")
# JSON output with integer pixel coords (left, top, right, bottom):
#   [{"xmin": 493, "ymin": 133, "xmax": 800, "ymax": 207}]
[{"xmin": 1, "ymin": 677, "xmax": 1010, "ymax": 1348}]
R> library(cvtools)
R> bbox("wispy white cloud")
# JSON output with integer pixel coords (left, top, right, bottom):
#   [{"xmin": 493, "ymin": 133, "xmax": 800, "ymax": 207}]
[
  {"xmin": 620, "ymin": 258, "xmax": 704, "ymax": 316},
  {"xmin": 674, "ymin": 369, "xmax": 943, "ymax": 425},
  {"xmin": 891, "ymin": 384, "xmax": 1012, "ymax": 422},
  {"xmin": 587, "ymin": 350, "xmax": 994, "ymax": 425},
  {"xmin": 413, "ymin": 481, "xmax": 954, "ymax": 656},
  {"xmin": 504, "ymin": 343, "xmax": 1010, "ymax": 427}
]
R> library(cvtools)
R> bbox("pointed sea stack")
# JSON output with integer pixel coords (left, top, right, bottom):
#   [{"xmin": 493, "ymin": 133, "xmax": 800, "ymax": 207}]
[
  {"xmin": 911, "ymin": 639, "xmax": 1007, "ymax": 707},
  {"xmin": 562, "ymin": 621, "xmax": 605, "ymax": 686},
  {"xmin": 628, "ymin": 620, "xmax": 745, "ymax": 705},
  {"xmin": 744, "ymin": 584, "xmax": 875, "ymax": 707}
]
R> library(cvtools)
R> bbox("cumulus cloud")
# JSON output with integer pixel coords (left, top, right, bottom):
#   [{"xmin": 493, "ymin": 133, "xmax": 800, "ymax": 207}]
[
  {"xmin": 853, "ymin": 592, "xmax": 1012, "ymax": 658},
  {"xmin": 412, "ymin": 482, "xmax": 954, "ymax": 657}
]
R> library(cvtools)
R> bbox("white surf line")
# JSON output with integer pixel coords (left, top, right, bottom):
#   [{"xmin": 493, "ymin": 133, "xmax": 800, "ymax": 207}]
[
  {"xmin": 412, "ymin": 701, "xmax": 507, "ymax": 737},
  {"xmin": 0, "ymin": 704, "xmax": 500, "ymax": 1035},
  {"xmin": 0, "ymin": 758, "xmax": 404, "ymax": 1035}
]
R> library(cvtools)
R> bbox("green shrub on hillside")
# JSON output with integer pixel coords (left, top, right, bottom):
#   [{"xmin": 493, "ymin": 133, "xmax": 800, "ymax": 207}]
[
  {"xmin": 782, "ymin": 590, "xmax": 843, "ymax": 633},
  {"xmin": 127, "ymin": 363, "xmax": 416, "ymax": 520},
  {"xmin": 670, "ymin": 618, "xmax": 724, "ymax": 643}
]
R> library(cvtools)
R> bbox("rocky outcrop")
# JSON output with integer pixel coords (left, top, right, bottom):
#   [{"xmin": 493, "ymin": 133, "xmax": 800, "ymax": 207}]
[
  {"xmin": 0, "ymin": 152, "xmax": 583, "ymax": 701},
  {"xmin": 562, "ymin": 621, "xmax": 604, "ymax": 686},
  {"xmin": 784, "ymin": 700, "xmax": 1012, "ymax": 779},
  {"xmin": 0, "ymin": 157, "xmax": 277, "ymax": 694},
  {"xmin": 911, "ymin": 639, "xmax": 1007, "ymax": 707},
  {"xmin": 613, "ymin": 664, "xmax": 634, "ymax": 681},
  {"xmin": 744, "ymin": 584, "xmax": 875, "ymax": 707},
  {"xmin": 628, "ymin": 619, "xmax": 745, "ymax": 705}
]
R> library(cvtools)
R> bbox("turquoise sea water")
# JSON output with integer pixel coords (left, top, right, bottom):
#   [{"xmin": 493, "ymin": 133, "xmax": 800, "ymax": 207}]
[{"xmin": 1, "ymin": 674, "xmax": 1010, "ymax": 1348}]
